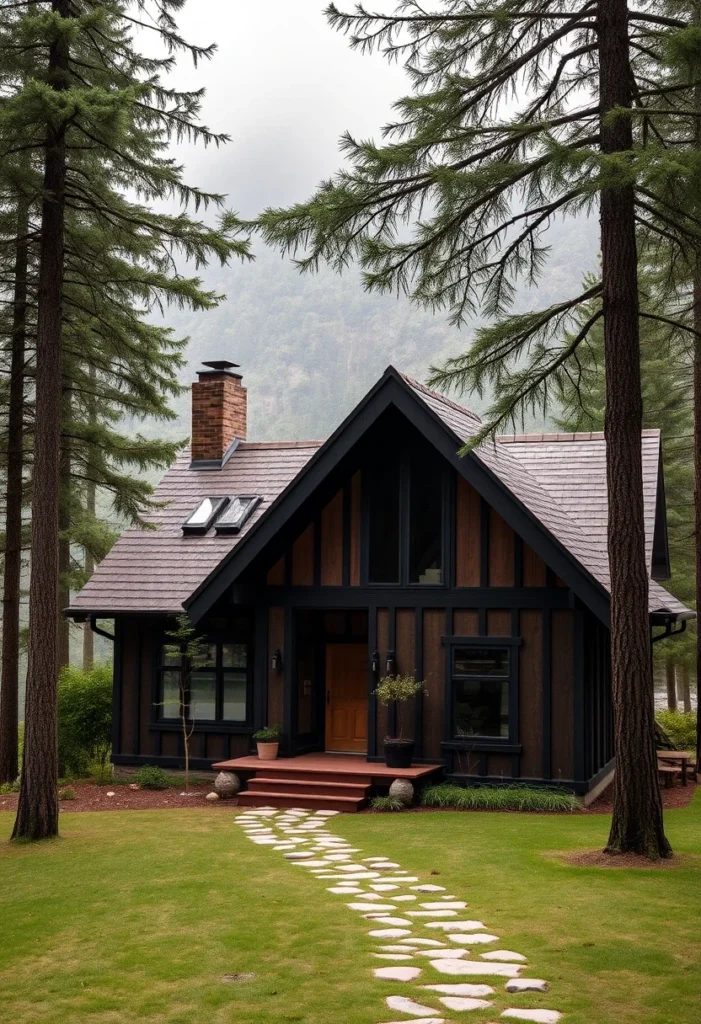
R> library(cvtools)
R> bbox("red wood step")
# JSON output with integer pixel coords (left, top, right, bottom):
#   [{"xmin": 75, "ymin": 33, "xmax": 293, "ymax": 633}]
[
  {"xmin": 246, "ymin": 769, "xmax": 373, "ymax": 786},
  {"xmin": 237, "ymin": 790, "xmax": 366, "ymax": 812},
  {"xmin": 248, "ymin": 777, "xmax": 370, "ymax": 800}
]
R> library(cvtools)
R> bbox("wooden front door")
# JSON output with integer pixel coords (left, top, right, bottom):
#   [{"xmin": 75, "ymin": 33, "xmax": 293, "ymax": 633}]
[{"xmin": 325, "ymin": 643, "xmax": 368, "ymax": 753}]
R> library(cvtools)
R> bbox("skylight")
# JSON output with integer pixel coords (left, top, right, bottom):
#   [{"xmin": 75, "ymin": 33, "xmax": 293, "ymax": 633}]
[
  {"xmin": 214, "ymin": 495, "xmax": 262, "ymax": 535},
  {"xmin": 182, "ymin": 496, "xmax": 229, "ymax": 535}
]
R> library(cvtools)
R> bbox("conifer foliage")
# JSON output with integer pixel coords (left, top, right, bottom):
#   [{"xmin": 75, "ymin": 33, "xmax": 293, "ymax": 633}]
[
  {"xmin": 0, "ymin": 1, "xmax": 248, "ymax": 838},
  {"xmin": 256, "ymin": 1, "xmax": 701, "ymax": 858}
]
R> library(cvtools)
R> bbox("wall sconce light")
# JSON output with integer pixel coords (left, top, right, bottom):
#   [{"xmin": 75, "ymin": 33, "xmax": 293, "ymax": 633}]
[
  {"xmin": 271, "ymin": 648, "xmax": 283, "ymax": 674},
  {"xmin": 385, "ymin": 650, "xmax": 396, "ymax": 676},
  {"xmin": 371, "ymin": 649, "xmax": 380, "ymax": 676}
]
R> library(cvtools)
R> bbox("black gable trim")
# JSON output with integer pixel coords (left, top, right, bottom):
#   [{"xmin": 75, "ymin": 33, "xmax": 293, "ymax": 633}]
[
  {"xmin": 651, "ymin": 441, "xmax": 671, "ymax": 581},
  {"xmin": 185, "ymin": 367, "xmax": 610, "ymax": 625}
]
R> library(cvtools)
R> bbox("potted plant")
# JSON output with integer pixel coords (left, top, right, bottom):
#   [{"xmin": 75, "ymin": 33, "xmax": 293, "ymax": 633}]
[
  {"xmin": 374, "ymin": 674, "xmax": 426, "ymax": 769},
  {"xmin": 252, "ymin": 724, "xmax": 282, "ymax": 760}
]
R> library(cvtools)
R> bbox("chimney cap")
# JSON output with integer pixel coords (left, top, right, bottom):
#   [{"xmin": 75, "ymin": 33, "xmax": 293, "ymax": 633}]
[{"xmin": 197, "ymin": 359, "xmax": 242, "ymax": 380}]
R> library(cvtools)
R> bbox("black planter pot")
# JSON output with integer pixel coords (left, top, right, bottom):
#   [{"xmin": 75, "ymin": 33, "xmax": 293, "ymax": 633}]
[{"xmin": 383, "ymin": 738, "xmax": 415, "ymax": 769}]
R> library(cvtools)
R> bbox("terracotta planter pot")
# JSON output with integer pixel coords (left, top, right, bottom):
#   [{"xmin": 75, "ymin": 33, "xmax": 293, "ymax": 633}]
[{"xmin": 256, "ymin": 741, "xmax": 279, "ymax": 761}]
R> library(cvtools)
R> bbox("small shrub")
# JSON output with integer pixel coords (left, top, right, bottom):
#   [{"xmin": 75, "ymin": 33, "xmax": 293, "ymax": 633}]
[
  {"xmin": 0, "ymin": 777, "xmax": 20, "ymax": 795},
  {"xmin": 89, "ymin": 760, "xmax": 113, "ymax": 786},
  {"xmin": 58, "ymin": 664, "xmax": 112, "ymax": 777},
  {"xmin": 252, "ymin": 724, "xmax": 282, "ymax": 743},
  {"xmin": 373, "ymin": 675, "xmax": 426, "ymax": 739},
  {"xmin": 370, "ymin": 795, "xmax": 405, "ymax": 812},
  {"xmin": 135, "ymin": 764, "xmax": 170, "ymax": 790},
  {"xmin": 421, "ymin": 782, "xmax": 580, "ymax": 813},
  {"xmin": 59, "ymin": 787, "xmax": 76, "ymax": 801},
  {"xmin": 656, "ymin": 710, "xmax": 696, "ymax": 751}
]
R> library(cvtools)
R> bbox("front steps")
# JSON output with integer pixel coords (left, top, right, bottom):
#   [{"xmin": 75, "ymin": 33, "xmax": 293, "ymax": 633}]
[{"xmin": 237, "ymin": 770, "xmax": 371, "ymax": 812}]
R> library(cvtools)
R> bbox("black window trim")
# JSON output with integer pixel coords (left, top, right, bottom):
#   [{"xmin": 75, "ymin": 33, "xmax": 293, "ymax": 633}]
[
  {"xmin": 442, "ymin": 634, "xmax": 522, "ymax": 745},
  {"xmin": 154, "ymin": 632, "xmax": 254, "ymax": 730},
  {"xmin": 362, "ymin": 447, "xmax": 450, "ymax": 588},
  {"xmin": 181, "ymin": 496, "xmax": 230, "ymax": 535},
  {"xmin": 215, "ymin": 494, "xmax": 263, "ymax": 535}
]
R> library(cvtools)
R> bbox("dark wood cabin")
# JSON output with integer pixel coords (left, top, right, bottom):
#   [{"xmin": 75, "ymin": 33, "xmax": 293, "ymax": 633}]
[{"xmin": 69, "ymin": 362, "xmax": 691, "ymax": 803}]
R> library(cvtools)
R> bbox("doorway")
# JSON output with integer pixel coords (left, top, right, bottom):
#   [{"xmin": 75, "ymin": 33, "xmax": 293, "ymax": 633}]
[{"xmin": 325, "ymin": 643, "xmax": 368, "ymax": 753}]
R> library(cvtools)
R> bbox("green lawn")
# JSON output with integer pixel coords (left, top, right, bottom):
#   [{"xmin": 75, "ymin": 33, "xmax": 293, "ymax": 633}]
[{"xmin": 1, "ymin": 796, "xmax": 699, "ymax": 1024}]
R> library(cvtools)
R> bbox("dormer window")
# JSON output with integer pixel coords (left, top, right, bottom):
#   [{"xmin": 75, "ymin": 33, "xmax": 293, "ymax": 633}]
[
  {"xmin": 215, "ymin": 495, "xmax": 262, "ymax": 534},
  {"xmin": 182, "ymin": 496, "xmax": 229, "ymax": 535}
]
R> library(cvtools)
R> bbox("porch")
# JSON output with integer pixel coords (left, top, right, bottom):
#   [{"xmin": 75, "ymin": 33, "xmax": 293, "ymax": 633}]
[{"xmin": 212, "ymin": 752, "xmax": 443, "ymax": 812}]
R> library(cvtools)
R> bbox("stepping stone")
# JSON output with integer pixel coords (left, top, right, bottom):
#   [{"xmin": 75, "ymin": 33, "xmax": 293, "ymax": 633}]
[
  {"xmin": 374, "ymin": 967, "xmax": 422, "ymax": 982},
  {"xmin": 380, "ymin": 945, "xmax": 416, "ymax": 953},
  {"xmin": 407, "ymin": 911, "xmax": 458, "ymax": 918},
  {"xmin": 327, "ymin": 886, "xmax": 364, "ymax": 895},
  {"xmin": 481, "ymin": 951, "xmax": 527, "ymax": 963},
  {"xmin": 283, "ymin": 851, "xmax": 316, "ymax": 859},
  {"xmin": 364, "ymin": 856, "xmax": 391, "ymax": 862},
  {"xmin": 324, "ymin": 854, "xmax": 352, "ymax": 861},
  {"xmin": 354, "ymin": 892, "xmax": 392, "ymax": 901},
  {"xmin": 386, "ymin": 994, "xmax": 436, "ymax": 1014},
  {"xmin": 336, "ymin": 864, "xmax": 367, "ymax": 872},
  {"xmin": 415, "ymin": 949, "xmax": 467, "ymax": 959},
  {"xmin": 439, "ymin": 895, "xmax": 458, "ymax": 901},
  {"xmin": 368, "ymin": 917, "xmax": 412, "ymax": 926},
  {"xmin": 371, "ymin": 884, "xmax": 401, "ymax": 892},
  {"xmin": 399, "ymin": 938, "xmax": 445, "ymax": 947},
  {"xmin": 391, "ymin": 895, "xmax": 418, "ymax": 902},
  {"xmin": 501, "ymin": 1012, "xmax": 561, "ymax": 1024},
  {"xmin": 375, "ymin": 862, "xmax": 401, "ymax": 869},
  {"xmin": 381, "ymin": 877, "xmax": 419, "ymax": 884},
  {"xmin": 439, "ymin": 996, "xmax": 493, "ymax": 1011},
  {"xmin": 347, "ymin": 903, "xmax": 397, "ymax": 912},
  {"xmin": 315, "ymin": 809, "xmax": 340, "ymax": 816},
  {"xmin": 250, "ymin": 838, "xmax": 279, "ymax": 845},
  {"xmin": 411, "ymin": 885, "xmax": 446, "ymax": 893},
  {"xmin": 378, "ymin": 1019, "xmax": 444, "ymax": 1024},
  {"xmin": 421, "ymin": 902, "xmax": 466, "ymax": 910},
  {"xmin": 273, "ymin": 844, "xmax": 297, "ymax": 851},
  {"xmin": 426, "ymin": 921, "xmax": 485, "ymax": 932},
  {"xmin": 430, "ymin": 960, "xmax": 521, "ymax": 978},
  {"xmin": 446, "ymin": 934, "xmax": 499, "ymax": 945},
  {"xmin": 369, "ymin": 929, "xmax": 413, "ymax": 939},
  {"xmin": 505, "ymin": 980, "xmax": 549, "ymax": 994},
  {"xmin": 374, "ymin": 953, "xmax": 415, "ymax": 961},
  {"xmin": 318, "ymin": 873, "xmax": 381, "ymax": 880},
  {"xmin": 422, "ymin": 984, "xmax": 495, "ymax": 997}
]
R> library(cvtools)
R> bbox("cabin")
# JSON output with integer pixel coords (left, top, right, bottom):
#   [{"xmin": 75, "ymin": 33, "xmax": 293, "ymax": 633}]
[{"xmin": 68, "ymin": 360, "xmax": 691, "ymax": 809}]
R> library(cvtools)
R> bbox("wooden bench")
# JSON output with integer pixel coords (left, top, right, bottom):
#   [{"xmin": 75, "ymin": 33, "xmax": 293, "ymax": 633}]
[{"xmin": 658, "ymin": 764, "xmax": 682, "ymax": 789}]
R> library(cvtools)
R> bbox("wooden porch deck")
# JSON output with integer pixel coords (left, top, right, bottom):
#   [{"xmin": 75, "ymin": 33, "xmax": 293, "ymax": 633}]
[{"xmin": 212, "ymin": 753, "xmax": 443, "ymax": 812}]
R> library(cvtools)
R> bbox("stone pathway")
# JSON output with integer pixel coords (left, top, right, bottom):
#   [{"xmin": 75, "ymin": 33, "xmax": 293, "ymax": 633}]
[{"xmin": 234, "ymin": 807, "xmax": 563, "ymax": 1023}]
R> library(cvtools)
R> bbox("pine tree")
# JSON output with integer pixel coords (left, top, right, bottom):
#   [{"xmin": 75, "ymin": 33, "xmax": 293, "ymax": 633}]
[
  {"xmin": 254, "ymin": 1, "xmax": 701, "ymax": 858},
  {"xmin": 0, "ymin": 1, "xmax": 249, "ymax": 840}
]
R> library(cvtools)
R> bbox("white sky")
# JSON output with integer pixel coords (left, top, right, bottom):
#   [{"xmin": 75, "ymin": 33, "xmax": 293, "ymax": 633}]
[{"xmin": 163, "ymin": 1, "xmax": 409, "ymax": 217}]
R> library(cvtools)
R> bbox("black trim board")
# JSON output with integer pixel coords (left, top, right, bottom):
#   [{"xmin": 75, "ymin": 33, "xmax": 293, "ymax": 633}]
[{"xmin": 184, "ymin": 368, "xmax": 612, "ymax": 626}]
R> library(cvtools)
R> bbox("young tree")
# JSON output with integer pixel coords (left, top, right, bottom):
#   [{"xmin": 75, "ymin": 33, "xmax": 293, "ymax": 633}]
[
  {"xmin": 163, "ymin": 614, "xmax": 207, "ymax": 795},
  {"xmin": 0, "ymin": 1, "xmax": 249, "ymax": 840},
  {"xmin": 254, "ymin": 1, "xmax": 699, "ymax": 857}
]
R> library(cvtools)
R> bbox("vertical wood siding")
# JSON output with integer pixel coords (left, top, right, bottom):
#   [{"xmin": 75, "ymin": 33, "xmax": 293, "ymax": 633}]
[
  {"xmin": 350, "ymin": 471, "xmax": 361, "ymax": 585},
  {"xmin": 519, "ymin": 609, "xmax": 543, "ymax": 778},
  {"xmin": 523, "ymin": 544, "xmax": 547, "ymax": 586},
  {"xmin": 321, "ymin": 489, "xmax": 344, "ymax": 586},
  {"xmin": 551, "ymin": 609, "xmax": 575, "ymax": 780},
  {"xmin": 455, "ymin": 476, "xmax": 481, "ymax": 586},
  {"xmin": 422, "ymin": 608, "xmax": 445, "ymax": 759},
  {"xmin": 268, "ymin": 606, "xmax": 285, "ymax": 726},
  {"xmin": 291, "ymin": 524, "xmax": 315, "ymax": 585},
  {"xmin": 488, "ymin": 509, "xmax": 515, "ymax": 586}
]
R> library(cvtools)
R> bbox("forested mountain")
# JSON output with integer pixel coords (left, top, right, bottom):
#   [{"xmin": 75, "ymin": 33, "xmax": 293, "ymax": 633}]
[{"xmin": 160, "ymin": 216, "xmax": 600, "ymax": 442}]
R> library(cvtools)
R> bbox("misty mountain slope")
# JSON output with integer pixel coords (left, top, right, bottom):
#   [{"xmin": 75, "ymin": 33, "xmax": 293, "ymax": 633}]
[{"xmin": 161, "ymin": 217, "xmax": 599, "ymax": 442}]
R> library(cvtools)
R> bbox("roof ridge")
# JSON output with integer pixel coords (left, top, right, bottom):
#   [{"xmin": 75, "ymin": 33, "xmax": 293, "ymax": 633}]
[{"xmin": 400, "ymin": 373, "xmax": 483, "ymax": 425}]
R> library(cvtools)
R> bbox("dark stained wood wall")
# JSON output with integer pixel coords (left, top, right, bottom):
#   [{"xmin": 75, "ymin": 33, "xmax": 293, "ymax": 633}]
[{"xmin": 267, "ymin": 606, "xmax": 285, "ymax": 727}]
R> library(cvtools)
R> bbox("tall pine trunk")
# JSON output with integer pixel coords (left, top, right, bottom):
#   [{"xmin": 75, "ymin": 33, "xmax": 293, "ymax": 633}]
[
  {"xmin": 665, "ymin": 658, "xmax": 677, "ymax": 711},
  {"xmin": 600, "ymin": 0, "xmax": 671, "ymax": 859},
  {"xmin": 12, "ymin": 0, "xmax": 70, "ymax": 841},
  {"xmin": 694, "ymin": 244, "xmax": 701, "ymax": 773},
  {"xmin": 0, "ymin": 198, "xmax": 29, "ymax": 785},
  {"xmin": 58, "ymin": 386, "xmax": 71, "ymax": 670}
]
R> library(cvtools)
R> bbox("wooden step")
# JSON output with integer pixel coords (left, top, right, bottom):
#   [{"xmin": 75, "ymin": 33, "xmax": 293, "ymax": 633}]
[
  {"xmin": 248, "ymin": 776, "xmax": 370, "ymax": 800},
  {"xmin": 247, "ymin": 768, "xmax": 373, "ymax": 786},
  {"xmin": 237, "ymin": 790, "xmax": 366, "ymax": 812}
]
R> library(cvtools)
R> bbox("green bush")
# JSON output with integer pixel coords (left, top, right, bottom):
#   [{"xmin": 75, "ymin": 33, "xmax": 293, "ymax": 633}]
[
  {"xmin": 369, "ymin": 795, "xmax": 405, "ymax": 812},
  {"xmin": 0, "ymin": 777, "xmax": 20, "ymax": 795},
  {"xmin": 89, "ymin": 759, "xmax": 113, "ymax": 786},
  {"xmin": 421, "ymin": 782, "xmax": 580, "ymax": 813},
  {"xmin": 656, "ymin": 710, "xmax": 696, "ymax": 751},
  {"xmin": 252, "ymin": 724, "xmax": 282, "ymax": 742},
  {"xmin": 135, "ymin": 764, "xmax": 170, "ymax": 790},
  {"xmin": 59, "ymin": 787, "xmax": 76, "ymax": 801},
  {"xmin": 58, "ymin": 664, "xmax": 112, "ymax": 778}
]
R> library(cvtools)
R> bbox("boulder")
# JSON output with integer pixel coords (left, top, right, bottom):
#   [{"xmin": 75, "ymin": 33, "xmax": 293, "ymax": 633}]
[
  {"xmin": 214, "ymin": 771, "xmax": 241, "ymax": 798},
  {"xmin": 206, "ymin": 791, "xmax": 219, "ymax": 801},
  {"xmin": 389, "ymin": 778, "xmax": 414, "ymax": 806}
]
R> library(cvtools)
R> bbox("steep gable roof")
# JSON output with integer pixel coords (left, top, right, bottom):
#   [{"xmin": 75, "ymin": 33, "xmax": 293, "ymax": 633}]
[{"xmin": 69, "ymin": 366, "xmax": 691, "ymax": 624}]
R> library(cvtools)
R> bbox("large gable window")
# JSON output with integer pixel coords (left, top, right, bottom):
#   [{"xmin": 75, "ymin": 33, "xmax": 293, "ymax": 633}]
[
  {"xmin": 409, "ymin": 449, "xmax": 443, "ymax": 584},
  {"xmin": 446, "ymin": 637, "xmax": 520, "ymax": 740},
  {"xmin": 157, "ymin": 634, "xmax": 251, "ymax": 725}
]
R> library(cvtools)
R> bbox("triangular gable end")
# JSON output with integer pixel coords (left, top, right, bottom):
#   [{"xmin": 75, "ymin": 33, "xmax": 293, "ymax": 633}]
[{"xmin": 185, "ymin": 366, "xmax": 611, "ymax": 625}]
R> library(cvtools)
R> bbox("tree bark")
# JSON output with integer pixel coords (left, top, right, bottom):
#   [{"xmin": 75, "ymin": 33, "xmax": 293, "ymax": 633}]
[
  {"xmin": 12, "ymin": 0, "xmax": 70, "ymax": 841},
  {"xmin": 665, "ymin": 658, "xmax": 677, "ymax": 711},
  {"xmin": 0, "ymin": 198, "xmax": 29, "ymax": 785},
  {"xmin": 58, "ymin": 387, "xmax": 71, "ymax": 670},
  {"xmin": 694, "ymin": 61, "xmax": 701, "ymax": 776},
  {"xmin": 599, "ymin": 0, "xmax": 671, "ymax": 858}
]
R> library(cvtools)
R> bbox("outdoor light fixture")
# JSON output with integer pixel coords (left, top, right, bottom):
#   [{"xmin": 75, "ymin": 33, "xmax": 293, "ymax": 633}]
[
  {"xmin": 371, "ymin": 649, "xmax": 380, "ymax": 676},
  {"xmin": 271, "ymin": 648, "xmax": 283, "ymax": 673},
  {"xmin": 386, "ymin": 650, "xmax": 396, "ymax": 675}
]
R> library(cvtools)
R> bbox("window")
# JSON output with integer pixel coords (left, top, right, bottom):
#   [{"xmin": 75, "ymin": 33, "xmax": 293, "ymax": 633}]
[
  {"xmin": 449, "ymin": 641, "xmax": 513, "ymax": 739},
  {"xmin": 409, "ymin": 449, "xmax": 443, "ymax": 583},
  {"xmin": 157, "ymin": 636, "xmax": 250, "ymax": 723},
  {"xmin": 368, "ymin": 460, "xmax": 401, "ymax": 583},
  {"xmin": 215, "ymin": 495, "xmax": 262, "ymax": 534},
  {"xmin": 182, "ymin": 496, "xmax": 229, "ymax": 535}
]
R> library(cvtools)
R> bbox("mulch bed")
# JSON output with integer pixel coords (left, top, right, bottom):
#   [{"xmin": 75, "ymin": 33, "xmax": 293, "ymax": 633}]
[
  {"xmin": 586, "ymin": 779, "xmax": 697, "ymax": 813},
  {"xmin": 559, "ymin": 849, "xmax": 694, "ymax": 870},
  {"xmin": 0, "ymin": 780, "xmax": 236, "ymax": 813}
]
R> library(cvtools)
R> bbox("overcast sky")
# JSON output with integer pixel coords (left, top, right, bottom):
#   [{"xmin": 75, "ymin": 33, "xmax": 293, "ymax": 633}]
[{"xmin": 163, "ymin": 1, "xmax": 408, "ymax": 218}]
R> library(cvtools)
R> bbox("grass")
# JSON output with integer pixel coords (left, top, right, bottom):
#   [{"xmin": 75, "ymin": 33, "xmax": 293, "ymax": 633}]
[
  {"xmin": 0, "ymin": 794, "xmax": 699, "ymax": 1024},
  {"xmin": 421, "ymin": 781, "xmax": 581, "ymax": 812}
]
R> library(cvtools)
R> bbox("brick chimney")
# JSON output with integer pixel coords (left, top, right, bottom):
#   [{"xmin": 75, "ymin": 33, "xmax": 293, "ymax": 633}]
[{"xmin": 191, "ymin": 360, "xmax": 247, "ymax": 468}]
